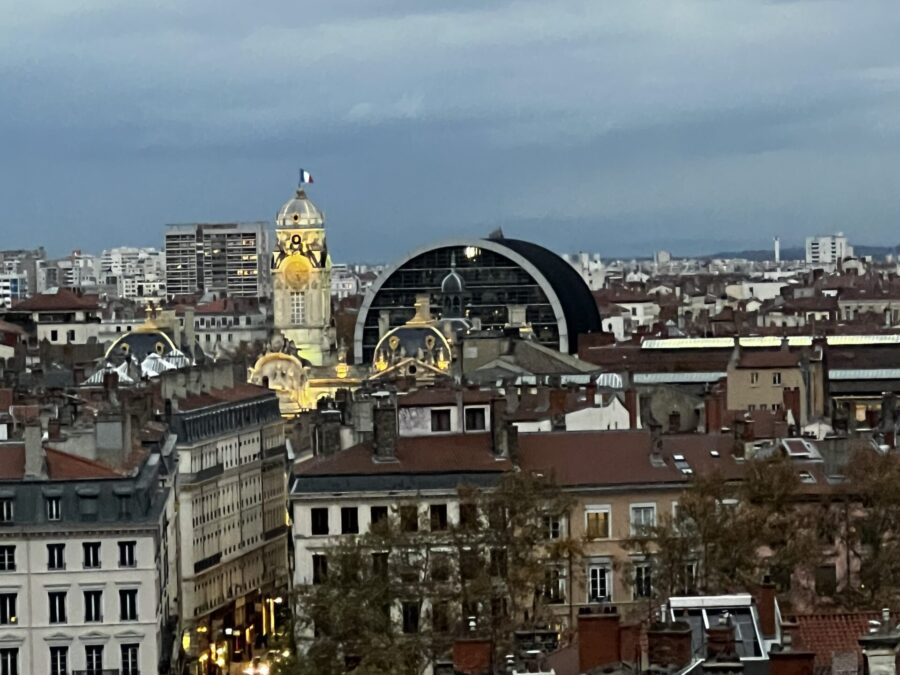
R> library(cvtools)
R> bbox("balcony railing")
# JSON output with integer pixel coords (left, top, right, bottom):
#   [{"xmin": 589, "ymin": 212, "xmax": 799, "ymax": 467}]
[{"xmin": 72, "ymin": 670, "xmax": 132, "ymax": 675}]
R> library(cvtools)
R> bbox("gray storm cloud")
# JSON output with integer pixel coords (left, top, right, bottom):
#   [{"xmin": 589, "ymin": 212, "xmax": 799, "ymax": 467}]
[{"xmin": 2, "ymin": 0, "xmax": 900, "ymax": 258}]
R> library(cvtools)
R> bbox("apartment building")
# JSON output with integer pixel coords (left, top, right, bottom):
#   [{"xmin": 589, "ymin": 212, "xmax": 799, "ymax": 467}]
[
  {"xmin": 165, "ymin": 223, "xmax": 270, "ymax": 299},
  {"xmin": 166, "ymin": 381, "xmax": 289, "ymax": 674},
  {"xmin": 100, "ymin": 247, "xmax": 166, "ymax": 301},
  {"xmin": 5, "ymin": 288, "xmax": 102, "ymax": 345},
  {"xmin": 805, "ymin": 233, "xmax": 853, "ymax": 265},
  {"xmin": 0, "ymin": 423, "xmax": 171, "ymax": 675},
  {"xmin": 0, "ymin": 274, "xmax": 27, "ymax": 309},
  {"xmin": 290, "ymin": 389, "xmax": 832, "ymax": 636}
]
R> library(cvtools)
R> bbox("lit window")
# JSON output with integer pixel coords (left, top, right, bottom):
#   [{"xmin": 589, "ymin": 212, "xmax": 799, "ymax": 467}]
[
  {"xmin": 0, "ymin": 593, "xmax": 16, "ymax": 625},
  {"xmin": 585, "ymin": 507, "xmax": 611, "ymax": 539},
  {"xmin": 290, "ymin": 292, "xmax": 305, "ymax": 324}
]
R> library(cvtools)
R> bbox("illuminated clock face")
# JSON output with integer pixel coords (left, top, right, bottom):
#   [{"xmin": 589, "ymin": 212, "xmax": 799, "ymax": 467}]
[{"xmin": 282, "ymin": 255, "xmax": 312, "ymax": 289}]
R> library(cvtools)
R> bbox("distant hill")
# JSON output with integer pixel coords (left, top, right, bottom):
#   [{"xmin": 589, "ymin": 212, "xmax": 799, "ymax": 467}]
[{"xmin": 701, "ymin": 245, "xmax": 896, "ymax": 261}]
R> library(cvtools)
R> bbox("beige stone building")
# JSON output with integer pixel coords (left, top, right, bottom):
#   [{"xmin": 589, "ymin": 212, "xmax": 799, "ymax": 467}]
[{"xmin": 725, "ymin": 345, "xmax": 826, "ymax": 426}]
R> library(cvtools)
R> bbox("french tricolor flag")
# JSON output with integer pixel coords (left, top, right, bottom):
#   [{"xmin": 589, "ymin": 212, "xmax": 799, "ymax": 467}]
[{"xmin": 299, "ymin": 169, "xmax": 314, "ymax": 185}]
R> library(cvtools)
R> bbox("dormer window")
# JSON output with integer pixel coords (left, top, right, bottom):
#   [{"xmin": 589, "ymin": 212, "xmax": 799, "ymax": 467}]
[
  {"xmin": 464, "ymin": 407, "xmax": 487, "ymax": 432},
  {"xmin": 430, "ymin": 409, "xmax": 451, "ymax": 433}
]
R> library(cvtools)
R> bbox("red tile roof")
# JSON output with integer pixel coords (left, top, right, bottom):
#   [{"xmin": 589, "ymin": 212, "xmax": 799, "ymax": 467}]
[
  {"xmin": 0, "ymin": 444, "xmax": 122, "ymax": 480},
  {"xmin": 13, "ymin": 288, "xmax": 99, "ymax": 311},
  {"xmin": 172, "ymin": 297, "xmax": 264, "ymax": 315},
  {"xmin": 792, "ymin": 611, "xmax": 877, "ymax": 675},
  {"xmin": 518, "ymin": 431, "xmax": 681, "ymax": 486},
  {"xmin": 45, "ymin": 447, "xmax": 122, "ymax": 479},
  {"xmin": 736, "ymin": 350, "xmax": 801, "ymax": 369},
  {"xmin": 296, "ymin": 433, "xmax": 512, "ymax": 477}
]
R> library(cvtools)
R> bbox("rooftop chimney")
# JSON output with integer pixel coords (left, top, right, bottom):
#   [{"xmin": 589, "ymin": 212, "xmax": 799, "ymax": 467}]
[
  {"xmin": 703, "ymin": 612, "xmax": 743, "ymax": 675},
  {"xmin": 859, "ymin": 609, "xmax": 900, "ymax": 675},
  {"xmin": 491, "ymin": 399, "xmax": 518, "ymax": 460},
  {"xmin": 24, "ymin": 420, "xmax": 45, "ymax": 480},
  {"xmin": 373, "ymin": 399, "xmax": 397, "ymax": 460},
  {"xmin": 706, "ymin": 612, "xmax": 737, "ymax": 660},
  {"xmin": 754, "ymin": 578, "xmax": 778, "ymax": 639},
  {"xmin": 648, "ymin": 615, "xmax": 694, "ymax": 671},
  {"xmin": 624, "ymin": 388, "xmax": 639, "ymax": 429}
]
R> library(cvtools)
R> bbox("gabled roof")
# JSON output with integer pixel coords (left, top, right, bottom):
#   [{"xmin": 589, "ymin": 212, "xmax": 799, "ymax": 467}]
[
  {"xmin": 517, "ymin": 431, "xmax": 743, "ymax": 487},
  {"xmin": 13, "ymin": 288, "xmax": 100, "ymax": 311},
  {"xmin": 295, "ymin": 433, "xmax": 511, "ymax": 477},
  {"xmin": 0, "ymin": 444, "xmax": 122, "ymax": 480},
  {"xmin": 793, "ymin": 612, "xmax": 877, "ymax": 675}
]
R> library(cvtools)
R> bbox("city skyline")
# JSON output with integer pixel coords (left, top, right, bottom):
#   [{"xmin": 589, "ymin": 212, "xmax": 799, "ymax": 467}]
[{"xmin": 4, "ymin": 1, "xmax": 900, "ymax": 259}]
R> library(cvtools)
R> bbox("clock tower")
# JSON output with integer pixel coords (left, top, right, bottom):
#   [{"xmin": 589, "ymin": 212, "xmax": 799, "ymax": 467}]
[{"xmin": 271, "ymin": 185, "xmax": 333, "ymax": 365}]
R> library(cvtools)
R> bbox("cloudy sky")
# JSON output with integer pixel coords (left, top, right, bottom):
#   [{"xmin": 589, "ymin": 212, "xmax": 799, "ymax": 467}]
[{"xmin": 3, "ymin": 0, "xmax": 900, "ymax": 260}]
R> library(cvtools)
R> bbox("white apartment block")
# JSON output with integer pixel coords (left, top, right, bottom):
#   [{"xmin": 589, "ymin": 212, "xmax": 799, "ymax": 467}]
[
  {"xmin": 167, "ymin": 383, "xmax": 289, "ymax": 675},
  {"xmin": 6, "ymin": 289, "xmax": 101, "ymax": 346},
  {"xmin": 0, "ymin": 273, "xmax": 27, "ymax": 309},
  {"xmin": 562, "ymin": 252, "xmax": 606, "ymax": 291},
  {"xmin": 101, "ymin": 247, "xmax": 167, "ymax": 301},
  {"xmin": 330, "ymin": 264, "xmax": 360, "ymax": 299},
  {"xmin": 805, "ymin": 233, "xmax": 853, "ymax": 265},
  {"xmin": 0, "ymin": 430, "xmax": 171, "ymax": 675}
]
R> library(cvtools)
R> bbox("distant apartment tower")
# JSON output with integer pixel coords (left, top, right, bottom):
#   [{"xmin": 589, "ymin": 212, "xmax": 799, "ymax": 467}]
[
  {"xmin": 806, "ymin": 233, "xmax": 853, "ymax": 265},
  {"xmin": 0, "ymin": 247, "xmax": 45, "ymax": 298},
  {"xmin": 165, "ymin": 223, "xmax": 270, "ymax": 298},
  {"xmin": 101, "ymin": 246, "xmax": 166, "ymax": 301},
  {"xmin": 0, "ymin": 273, "xmax": 27, "ymax": 308}
]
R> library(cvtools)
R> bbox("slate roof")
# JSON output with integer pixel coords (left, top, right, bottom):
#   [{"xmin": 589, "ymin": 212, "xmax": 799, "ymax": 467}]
[
  {"xmin": 497, "ymin": 238, "xmax": 602, "ymax": 343},
  {"xmin": 177, "ymin": 383, "xmax": 273, "ymax": 412},
  {"xmin": 580, "ymin": 345, "xmax": 733, "ymax": 373}
]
